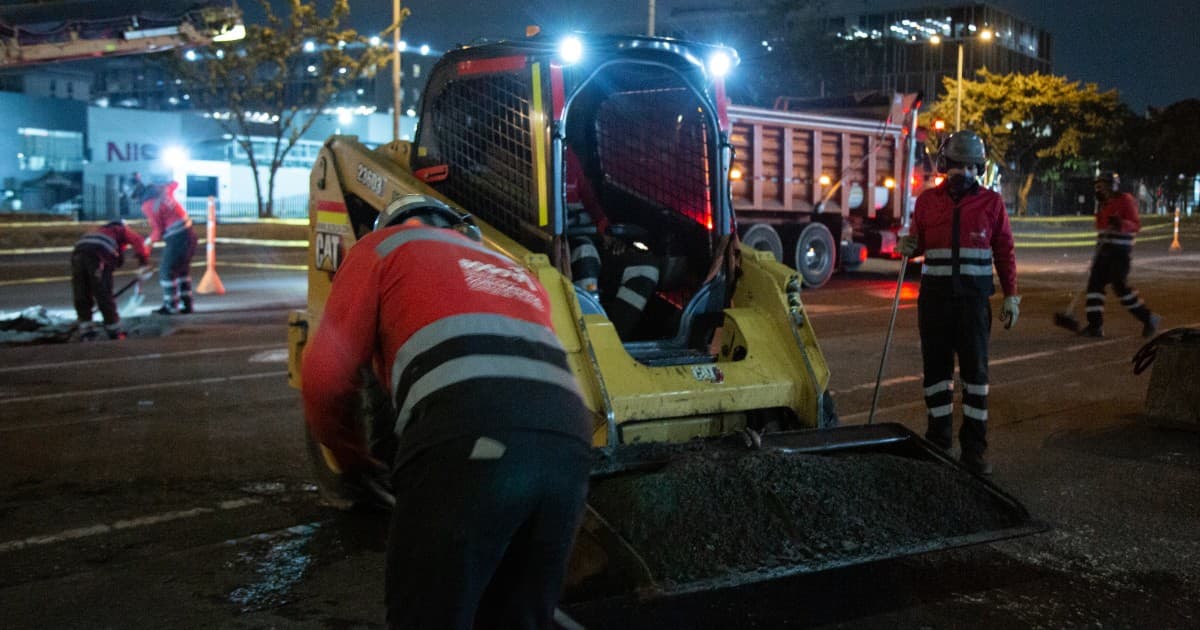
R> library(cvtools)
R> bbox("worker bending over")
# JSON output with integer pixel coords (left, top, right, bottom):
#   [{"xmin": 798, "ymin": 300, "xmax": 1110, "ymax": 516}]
[
  {"xmin": 302, "ymin": 195, "xmax": 592, "ymax": 629},
  {"xmin": 71, "ymin": 219, "xmax": 151, "ymax": 340}
]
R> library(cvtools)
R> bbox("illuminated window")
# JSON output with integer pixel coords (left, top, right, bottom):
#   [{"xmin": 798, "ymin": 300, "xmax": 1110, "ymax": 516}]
[{"xmin": 17, "ymin": 127, "xmax": 84, "ymax": 171}]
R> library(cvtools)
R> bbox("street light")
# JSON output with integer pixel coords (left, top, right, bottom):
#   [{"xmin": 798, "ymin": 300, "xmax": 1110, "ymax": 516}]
[
  {"xmin": 931, "ymin": 28, "xmax": 992, "ymax": 130},
  {"xmin": 391, "ymin": 0, "xmax": 411, "ymax": 142}
]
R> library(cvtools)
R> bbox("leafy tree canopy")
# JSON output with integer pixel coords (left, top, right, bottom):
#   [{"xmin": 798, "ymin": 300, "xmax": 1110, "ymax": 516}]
[
  {"xmin": 169, "ymin": 0, "xmax": 387, "ymax": 217},
  {"xmin": 922, "ymin": 70, "xmax": 1128, "ymax": 214}
]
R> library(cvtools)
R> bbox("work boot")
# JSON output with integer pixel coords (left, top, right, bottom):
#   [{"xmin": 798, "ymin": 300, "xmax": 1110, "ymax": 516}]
[
  {"xmin": 1079, "ymin": 325, "xmax": 1104, "ymax": 338},
  {"xmin": 960, "ymin": 452, "xmax": 993, "ymax": 476},
  {"xmin": 154, "ymin": 305, "xmax": 176, "ymax": 316},
  {"xmin": 105, "ymin": 325, "xmax": 127, "ymax": 340},
  {"xmin": 78, "ymin": 321, "xmax": 100, "ymax": 342},
  {"xmin": 925, "ymin": 418, "xmax": 953, "ymax": 453},
  {"xmin": 1142, "ymin": 314, "xmax": 1161, "ymax": 338},
  {"xmin": 179, "ymin": 297, "xmax": 193, "ymax": 314}
]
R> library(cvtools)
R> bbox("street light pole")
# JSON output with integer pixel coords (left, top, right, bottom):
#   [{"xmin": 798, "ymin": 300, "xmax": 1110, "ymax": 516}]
[
  {"xmin": 648, "ymin": 0, "xmax": 656, "ymax": 36},
  {"xmin": 391, "ymin": 0, "xmax": 410, "ymax": 142},
  {"xmin": 956, "ymin": 42, "xmax": 963, "ymax": 131}
]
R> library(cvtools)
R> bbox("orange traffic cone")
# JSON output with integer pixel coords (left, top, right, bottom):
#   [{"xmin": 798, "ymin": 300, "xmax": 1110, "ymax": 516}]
[
  {"xmin": 196, "ymin": 196, "xmax": 226, "ymax": 294},
  {"xmin": 1169, "ymin": 208, "xmax": 1182, "ymax": 253}
]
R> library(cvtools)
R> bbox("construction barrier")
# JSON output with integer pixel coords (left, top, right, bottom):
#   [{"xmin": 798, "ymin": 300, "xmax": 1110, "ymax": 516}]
[
  {"xmin": 1137, "ymin": 328, "xmax": 1200, "ymax": 431},
  {"xmin": 196, "ymin": 196, "xmax": 226, "ymax": 295}
]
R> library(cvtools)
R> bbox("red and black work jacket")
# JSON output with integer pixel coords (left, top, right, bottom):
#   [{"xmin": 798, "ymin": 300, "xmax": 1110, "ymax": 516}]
[
  {"xmin": 73, "ymin": 221, "xmax": 151, "ymax": 269},
  {"xmin": 910, "ymin": 183, "xmax": 1017, "ymax": 298},
  {"xmin": 1095, "ymin": 192, "xmax": 1140, "ymax": 251},
  {"xmin": 141, "ymin": 181, "xmax": 193, "ymax": 242},
  {"xmin": 302, "ymin": 223, "xmax": 592, "ymax": 472}
]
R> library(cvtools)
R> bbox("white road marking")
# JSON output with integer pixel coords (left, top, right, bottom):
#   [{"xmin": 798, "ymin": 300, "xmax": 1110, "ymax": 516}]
[
  {"xmin": 0, "ymin": 344, "xmax": 283, "ymax": 374},
  {"xmin": 249, "ymin": 348, "xmax": 289, "ymax": 363},
  {"xmin": 0, "ymin": 371, "xmax": 287, "ymax": 405},
  {"xmin": 0, "ymin": 497, "xmax": 264, "ymax": 553},
  {"xmin": 841, "ymin": 356, "xmax": 1132, "ymax": 424},
  {"xmin": 0, "ymin": 413, "xmax": 127, "ymax": 433},
  {"xmin": 834, "ymin": 320, "xmax": 1200, "ymax": 398}
]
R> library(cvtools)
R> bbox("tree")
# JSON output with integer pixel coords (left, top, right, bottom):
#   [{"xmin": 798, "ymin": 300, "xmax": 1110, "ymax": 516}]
[
  {"xmin": 922, "ymin": 70, "xmax": 1127, "ymax": 215},
  {"xmin": 1125, "ymin": 99, "xmax": 1200, "ymax": 214},
  {"xmin": 170, "ymin": 0, "xmax": 386, "ymax": 217}
]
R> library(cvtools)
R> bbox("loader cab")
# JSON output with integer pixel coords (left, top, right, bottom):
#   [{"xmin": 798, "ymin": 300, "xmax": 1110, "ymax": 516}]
[{"xmin": 414, "ymin": 34, "xmax": 739, "ymax": 365}]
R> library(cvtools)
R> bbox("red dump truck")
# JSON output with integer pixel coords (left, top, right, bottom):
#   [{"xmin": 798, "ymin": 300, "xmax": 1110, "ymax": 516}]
[{"xmin": 727, "ymin": 95, "xmax": 924, "ymax": 287}]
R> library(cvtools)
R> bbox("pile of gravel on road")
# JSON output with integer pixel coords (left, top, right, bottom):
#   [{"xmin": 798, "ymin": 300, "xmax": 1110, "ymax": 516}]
[
  {"xmin": 588, "ymin": 443, "xmax": 1026, "ymax": 591},
  {"xmin": 0, "ymin": 307, "xmax": 173, "ymax": 345}
]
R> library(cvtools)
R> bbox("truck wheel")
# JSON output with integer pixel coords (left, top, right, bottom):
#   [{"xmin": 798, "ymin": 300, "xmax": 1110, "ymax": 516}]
[
  {"xmin": 840, "ymin": 242, "xmax": 867, "ymax": 273},
  {"xmin": 793, "ymin": 223, "xmax": 835, "ymax": 288},
  {"xmin": 739, "ymin": 223, "xmax": 783, "ymax": 261}
]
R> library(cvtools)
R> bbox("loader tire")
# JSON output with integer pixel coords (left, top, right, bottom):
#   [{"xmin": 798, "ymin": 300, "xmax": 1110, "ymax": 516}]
[{"xmin": 304, "ymin": 368, "xmax": 395, "ymax": 511}]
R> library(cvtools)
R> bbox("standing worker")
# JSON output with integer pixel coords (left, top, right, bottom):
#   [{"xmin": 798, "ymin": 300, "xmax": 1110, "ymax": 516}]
[
  {"xmin": 897, "ymin": 130, "xmax": 1019, "ymax": 476},
  {"xmin": 141, "ymin": 180, "xmax": 197, "ymax": 314},
  {"xmin": 71, "ymin": 219, "xmax": 152, "ymax": 340},
  {"xmin": 1080, "ymin": 171, "xmax": 1161, "ymax": 338},
  {"xmin": 302, "ymin": 195, "xmax": 593, "ymax": 629}
]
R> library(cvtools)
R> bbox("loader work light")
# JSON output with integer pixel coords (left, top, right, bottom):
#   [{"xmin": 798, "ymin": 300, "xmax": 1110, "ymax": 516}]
[
  {"xmin": 707, "ymin": 50, "xmax": 732, "ymax": 77},
  {"xmin": 559, "ymin": 36, "xmax": 583, "ymax": 65}
]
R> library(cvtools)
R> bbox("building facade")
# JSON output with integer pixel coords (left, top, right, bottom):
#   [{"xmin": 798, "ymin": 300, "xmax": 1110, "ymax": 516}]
[
  {"xmin": 666, "ymin": 2, "xmax": 1052, "ymax": 106},
  {"xmin": 1, "ymin": 90, "xmax": 411, "ymax": 218}
]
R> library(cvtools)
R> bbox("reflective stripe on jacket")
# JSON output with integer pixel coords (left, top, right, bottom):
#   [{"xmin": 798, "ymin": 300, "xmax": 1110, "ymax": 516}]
[
  {"xmin": 911, "ymin": 183, "xmax": 1017, "ymax": 297},
  {"xmin": 302, "ymin": 223, "xmax": 590, "ymax": 471},
  {"xmin": 1095, "ymin": 192, "xmax": 1139, "ymax": 249},
  {"xmin": 73, "ymin": 222, "xmax": 150, "ymax": 268},
  {"xmin": 141, "ymin": 181, "xmax": 192, "ymax": 242}
]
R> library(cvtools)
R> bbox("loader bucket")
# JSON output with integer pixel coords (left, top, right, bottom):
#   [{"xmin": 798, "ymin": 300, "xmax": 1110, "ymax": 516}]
[{"xmin": 563, "ymin": 423, "xmax": 1041, "ymax": 602}]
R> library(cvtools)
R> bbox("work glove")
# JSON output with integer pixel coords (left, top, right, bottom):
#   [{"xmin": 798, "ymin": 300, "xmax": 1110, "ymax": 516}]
[
  {"xmin": 143, "ymin": 236, "xmax": 154, "ymax": 249},
  {"xmin": 896, "ymin": 234, "xmax": 918, "ymax": 257},
  {"xmin": 1106, "ymin": 214, "xmax": 1122, "ymax": 231},
  {"xmin": 1000, "ymin": 295, "xmax": 1021, "ymax": 330}
]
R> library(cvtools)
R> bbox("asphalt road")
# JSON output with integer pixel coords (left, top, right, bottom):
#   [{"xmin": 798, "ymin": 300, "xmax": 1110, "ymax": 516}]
[{"xmin": 0, "ymin": 236, "xmax": 1198, "ymax": 628}]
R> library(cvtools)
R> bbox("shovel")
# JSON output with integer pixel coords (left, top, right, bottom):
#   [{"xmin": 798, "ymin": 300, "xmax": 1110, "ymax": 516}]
[
  {"xmin": 116, "ymin": 267, "xmax": 154, "ymax": 318},
  {"xmin": 1052, "ymin": 271, "xmax": 1091, "ymax": 333}
]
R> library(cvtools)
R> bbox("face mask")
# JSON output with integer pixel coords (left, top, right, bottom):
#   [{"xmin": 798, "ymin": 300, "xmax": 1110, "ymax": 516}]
[{"xmin": 947, "ymin": 173, "xmax": 976, "ymax": 196}]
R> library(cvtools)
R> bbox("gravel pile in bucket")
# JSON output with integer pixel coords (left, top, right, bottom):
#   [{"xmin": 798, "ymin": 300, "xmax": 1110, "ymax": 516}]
[{"xmin": 588, "ymin": 444, "xmax": 1024, "ymax": 589}]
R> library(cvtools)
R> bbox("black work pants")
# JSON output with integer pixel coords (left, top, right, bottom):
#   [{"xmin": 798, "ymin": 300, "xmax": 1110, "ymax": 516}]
[
  {"xmin": 917, "ymin": 293, "xmax": 991, "ymax": 457},
  {"xmin": 71, "ymin": 249, "xmax": 117, "ymax": 325},
  {"xmin": 1086, "ymin": 246, "xmax": 1152, "ymax": 329},
  {"xmin": 385, "ymin": 429, "xmax": 591, "ymax": 630}
]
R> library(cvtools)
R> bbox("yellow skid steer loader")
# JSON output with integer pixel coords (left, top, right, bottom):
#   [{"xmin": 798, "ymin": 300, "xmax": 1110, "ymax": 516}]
[{"xmin": 286, "ymin": 32, "xmax": 1037, "ymax": 601}]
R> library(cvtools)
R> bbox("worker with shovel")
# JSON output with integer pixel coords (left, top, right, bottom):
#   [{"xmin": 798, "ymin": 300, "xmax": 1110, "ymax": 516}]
[
  {"xmin": 71, "ymin": 219, "xmax": 152, "ymax": 340},
  {"xmin": 897, "ymin": 130, "xmax": 1019, "ymax": 476},
  {"xmin": 1078, "ymin": 171, "xmax": 1161, "ymax": 338},
  {"xmin": 141, "ymin": 180, "xmax": 198, "ymax": 315}
]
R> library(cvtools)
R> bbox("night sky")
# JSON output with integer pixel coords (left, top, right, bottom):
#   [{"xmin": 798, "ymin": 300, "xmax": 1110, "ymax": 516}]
[{"xmin": 261, "ymin": 1, "xmax": 1197, "ymax": 112}]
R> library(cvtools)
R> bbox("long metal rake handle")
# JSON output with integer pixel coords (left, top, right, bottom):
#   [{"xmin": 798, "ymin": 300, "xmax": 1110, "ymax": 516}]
[{"xmin": 868, "ymin": 255, "xmax": 909, "ymax": 424}]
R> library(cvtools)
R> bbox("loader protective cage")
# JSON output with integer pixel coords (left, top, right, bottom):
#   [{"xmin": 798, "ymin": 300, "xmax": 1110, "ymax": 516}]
[
  {"xmin": 414, "ymin": 35, "xmax": 733, "ymax": 255},
  {"xmin": 421, "ymin": 69, "xmax": 538, "ymax": 243}
]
